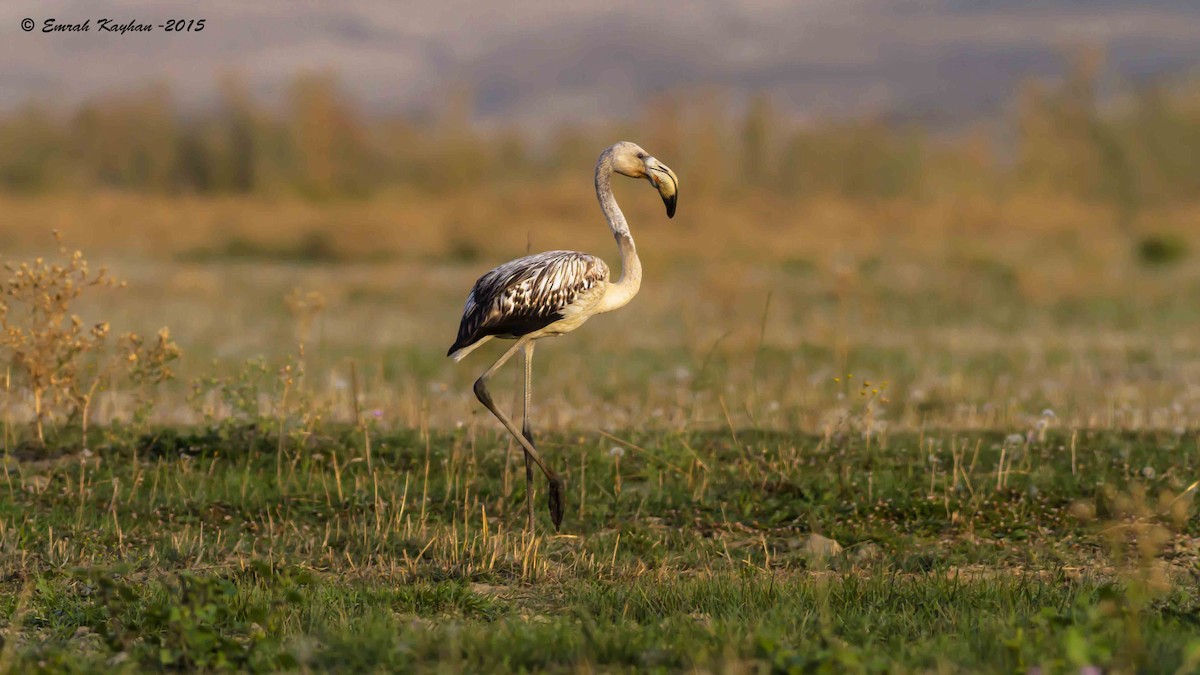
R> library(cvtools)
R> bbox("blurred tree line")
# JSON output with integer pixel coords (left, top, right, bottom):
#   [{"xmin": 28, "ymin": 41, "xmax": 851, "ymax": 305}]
[{"xmin": 1, "ymin": 62, "xmax": 1199, "ymax": 212}]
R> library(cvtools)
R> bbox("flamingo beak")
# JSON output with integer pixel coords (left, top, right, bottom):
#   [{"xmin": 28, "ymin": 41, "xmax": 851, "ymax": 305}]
[{"xmin": 645, "ymin": 157, "xmax": 678, "ymax": 219}]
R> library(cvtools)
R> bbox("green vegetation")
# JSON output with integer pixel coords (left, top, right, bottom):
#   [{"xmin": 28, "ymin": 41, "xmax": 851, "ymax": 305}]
[
  {"xmin": 0, "ymin": 426, "xmax": 1197, "ymax": 672},
  {"xmin": 1138, "ymin": 233, "xmax": 1190, "ymax": 267}
]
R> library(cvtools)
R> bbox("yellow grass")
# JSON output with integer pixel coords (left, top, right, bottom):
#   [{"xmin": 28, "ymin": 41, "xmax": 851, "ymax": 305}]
[{"xmin": 1, "ymin": 190, "xmax": 1198, "ymax": 437}]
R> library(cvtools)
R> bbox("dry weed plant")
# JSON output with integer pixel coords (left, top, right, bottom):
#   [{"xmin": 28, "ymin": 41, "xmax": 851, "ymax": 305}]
[
  {"xmin": 284, "ymin": 288, "xmax": 327, "ymax": 378},
  {"xmin": 820, "ymin": 375, "xmax": 890, "ymax": 451},
  {"xmin": 188, "ymin": 288, "xmax": 331, "ymax": 441},
  {"xmin": 280, "ymin": 288, "xmax": 330, "ymax": 437},
  {"xmin": 0, "ymin": 233, "xmax": 180, "ymax": 446},
  {"xmin": 1067, "ymin": 479, "xmax": 1200, "ymax": 670}
]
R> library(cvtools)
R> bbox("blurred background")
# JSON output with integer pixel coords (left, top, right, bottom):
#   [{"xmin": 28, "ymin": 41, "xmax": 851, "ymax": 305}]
[{"xmin": 4, "ymin": 0, "xmax": 1200, "ymax": 433}]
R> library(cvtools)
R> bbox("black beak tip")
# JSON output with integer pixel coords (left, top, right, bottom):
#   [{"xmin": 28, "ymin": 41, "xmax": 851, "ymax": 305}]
[{"xmin": 665, "ymin": 195, "xmax": 677, "ymax": 219}]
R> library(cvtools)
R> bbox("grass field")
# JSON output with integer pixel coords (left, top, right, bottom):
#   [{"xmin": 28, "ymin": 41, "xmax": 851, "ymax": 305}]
[
  {"xmin": 1, "ymin": 191, "xmax": 1199, "ymax": 672},
  {"xmin": 0, "ymin": 427, "xmax": 1198, "ymax": 672}
]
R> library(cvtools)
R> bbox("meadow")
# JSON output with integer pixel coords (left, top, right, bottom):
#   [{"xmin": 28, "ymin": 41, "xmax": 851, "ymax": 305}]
[
  {"xmin": 0, "ymin": 188, "xmax": 1198, "ymax": 673},
  {"xmin": 2, "ymin": 68, "xmax": 1200, "ymax": 672}
]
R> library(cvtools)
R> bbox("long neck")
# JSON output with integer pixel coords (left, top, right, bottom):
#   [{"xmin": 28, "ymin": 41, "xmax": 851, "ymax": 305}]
[{"xmin": 595, "ymin": 150, "xmax": 642, "ymax": 313}]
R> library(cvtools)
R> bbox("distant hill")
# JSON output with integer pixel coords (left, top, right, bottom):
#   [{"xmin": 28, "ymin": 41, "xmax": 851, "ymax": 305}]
[{"xmin": 5, "ymin": 0, "xmax": 1200, "ymax": 125}]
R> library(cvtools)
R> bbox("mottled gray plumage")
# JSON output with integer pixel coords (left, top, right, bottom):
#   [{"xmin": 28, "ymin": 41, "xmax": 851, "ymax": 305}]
[{"xmin": 448, "ymin": 250, "xmax": 609, "ymax": 356}]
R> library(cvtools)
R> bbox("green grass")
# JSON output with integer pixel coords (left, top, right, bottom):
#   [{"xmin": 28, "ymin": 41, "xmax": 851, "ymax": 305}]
[{"xmin": 1, "ymin": 426, "xmax": 1198, "ymax": 672}]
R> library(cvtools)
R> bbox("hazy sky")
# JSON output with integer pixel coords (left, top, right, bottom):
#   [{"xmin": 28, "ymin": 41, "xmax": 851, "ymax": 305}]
[{"xmin": 4, "ymin": 0, "xmax": 1200, "ymax": 124}]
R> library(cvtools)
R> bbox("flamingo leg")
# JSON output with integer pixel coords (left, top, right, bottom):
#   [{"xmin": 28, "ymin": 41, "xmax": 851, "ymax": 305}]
[
  {"xmin": 521, "ymin": 341, "xmax": 538, "ymax": 532},
  {"xmin": 474, "ymin": 337, "xmax": 565, "ymax": 531}
]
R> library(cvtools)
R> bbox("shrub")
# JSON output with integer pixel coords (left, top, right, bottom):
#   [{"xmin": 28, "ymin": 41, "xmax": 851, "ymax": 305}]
[
  {"xmin": 0, "ymin": 233, "xmax": 180, "ymax": 445},
  {"xmin": 1136, "ymin": 233, "xmax": 1188, "ymax": 266}
]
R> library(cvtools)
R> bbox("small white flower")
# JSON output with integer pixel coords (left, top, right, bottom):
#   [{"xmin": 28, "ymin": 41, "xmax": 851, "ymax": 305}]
[
  {"xmin": 1041, "ymin": 409, "xmax": 1056, "ymax": 419},
  {"xmin": 608, "ymin": 446, "xmax": 625, "ymax": 458},
  {"xmin": 1004, "ymin": 433, "xmax": 1024, "ymax": 446},
  {"xmin": 1141, "ymin": 466, "xmax": 1156, "ymax": 480}
]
